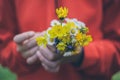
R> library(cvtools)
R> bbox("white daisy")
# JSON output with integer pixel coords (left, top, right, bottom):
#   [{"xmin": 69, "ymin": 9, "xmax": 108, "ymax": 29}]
[
  {"xmin": 47, "ymin": 37, "xmax": 55, "ymax": 45},
  {"xmin": 72, "ymin": 18, "xmax": 85, "ymax": 29},
  {"xmin": 65, "ymin": 18, "xmax": 85, "ymax": 29},
  {"xmin": 70, "ymin": 27, "xmax": 78, "ymax": 36},
  {"xmin": 50, "ymin": 19, "xmax": 61, "ymax": 26}
]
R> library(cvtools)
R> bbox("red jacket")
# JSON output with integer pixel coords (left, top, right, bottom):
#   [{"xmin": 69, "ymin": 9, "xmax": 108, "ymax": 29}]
[{"xmin": 0, "ymin": 0, "xmax": 120, "ymax": 80}]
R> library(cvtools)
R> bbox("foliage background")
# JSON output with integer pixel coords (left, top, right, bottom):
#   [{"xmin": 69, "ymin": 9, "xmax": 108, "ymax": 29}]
[{"xmin": 0, "ymin": 65, "xmax": 17, "ymax": 80}]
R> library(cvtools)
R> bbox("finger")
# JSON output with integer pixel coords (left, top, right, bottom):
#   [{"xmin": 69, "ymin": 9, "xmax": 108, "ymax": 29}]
[
  {"xmin": 36, "ymin": 51, "xmax": 60, "ymax": 68},
  {"xmin": 23, "ymin": 38, "xmax": 37, "ymax": 49},
  {"xmin": 47, "ymin": 45, "xmax": 63, "ymax": 60},
  {"xmin": 16, "ymin": 44, "xmax": 28, "ymax": 53},
  {"xmin": 39, "ymin": 46, "xmax": 58, "ymax": 61},
  {"xmin": 26, "ymin": 54, "xmax": 38, "ymax": 64},
  {"xmin": 13, "ymin": 31, "xmax": 35, "ymax": 44},
  {"xmin": 47, "ymin": 45, "xmax": 56, "ymax": 53},
  {"xmin": 41, "ymin": 63, "xmax": 60, "ymax": 72},
  {"xmin": 36, "ymin": 31, "xmax": 46, "ymax": 36},
  {"xmin": 17, "ymin": 40, "xmax": 34, "ymax": 51},
  {"xmin": 74, "ymin": 46, "xmax": 82, "ymax": 54},
  {"xmin": 23, "ymin": 46, "xmax": 38, "ymax": 58},
  {"xmin": 22, "ymin": 31, "xmax": 46, "ymax": 49}
]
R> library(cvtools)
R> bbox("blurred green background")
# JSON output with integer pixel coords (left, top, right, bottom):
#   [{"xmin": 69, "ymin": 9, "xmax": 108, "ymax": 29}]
[
  {"xmin": 0, "ymin": 65, "xmax": 120, "ymax": 80},
  {"xmin": 0, "ymin": 65, "xmax": 17, "ymax": 80}
]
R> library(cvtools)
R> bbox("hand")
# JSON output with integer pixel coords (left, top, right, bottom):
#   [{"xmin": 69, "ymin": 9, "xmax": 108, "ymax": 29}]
[
  {"xmin": 13, "ymin": 31, "xmax": 39, "ymax": 63},
  {"xmin": 36, "ymin": 45, "xmax": 62, "ymax": 72},
  {"xmin": 14, "ymin": 31, "xmax": 47, "ymax": 64},
  {"xmin": 36, "ymin": 45, "xmax": 82, "ymax": 72}
]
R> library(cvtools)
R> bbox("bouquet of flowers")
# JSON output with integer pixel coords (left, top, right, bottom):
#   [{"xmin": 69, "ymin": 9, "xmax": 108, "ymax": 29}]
[{"xmin": 36, "ymin": 7, "xmax": 92, "ymax": 56}]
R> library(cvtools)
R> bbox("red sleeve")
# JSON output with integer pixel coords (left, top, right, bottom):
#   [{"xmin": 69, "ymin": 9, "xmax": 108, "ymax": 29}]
[
  {"xmin": 0, "ymin": 0, "xmax": 40, "ymax": 75},
  {"xmin": 60, "ymin": 0, "xmax": 120, "ymax": 76},
  {"xmin": 80, "ymin": 40, "xmax": 120, "ymax": 76}
]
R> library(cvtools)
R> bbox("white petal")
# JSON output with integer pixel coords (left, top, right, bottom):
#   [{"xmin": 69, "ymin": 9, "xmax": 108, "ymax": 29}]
[
  {"xmin": 46, "ymin": 27, "xmax": 51, "ymax": 37},
  {"xmin": 63, "ymin": 52, "xmax": 72, "ymax": 57},
  {"xmin": 47, "ymin": 37, "xmax": 55, "ymax": 45},
  {"xmin": 50, "ymin": 19, "xmax": 61, "ymax": 26}
]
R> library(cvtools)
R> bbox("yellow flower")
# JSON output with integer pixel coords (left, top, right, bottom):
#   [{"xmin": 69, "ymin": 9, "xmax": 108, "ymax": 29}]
[
  {"xmin": 56, "ymin": 7, "xmax": 68, "ymax": 19},
  {"xmin": 65, "ymin": 22, "xmax": 76, "ymax": 29},
  {"xmin": 77, "ymin": 34, "xmax": 92, "ymax": 46},
  {"xmin": 61, "ymin": 34, "xmax": 71, "ymax": 43},
  {"xmin": 62, "ymin": 22, "xmax": 76, "ymax": 35},
  {"xmin": 56, "ymin": 42, "xmax": 66, "ymax": 51},
  {"xmin": 48, "ymin": 25, "xmax": 67, "ymax": 39},
  {"xmin": 83, "ymin": 35, "xmax": 92, "ymax": 46},
  {"xmin": 36, "ymin": 36, "xmax": 47, "ymax": 47},
  {"xmin": 87, "ymin": 35, "xmax": 92, "ymax": 42},
  {"xmin": 75, "ymin": 32, "xmax": 82, "ymax": 41},
  {"xmin": 48, "ymin": 28, "xmax": 57, "ymax": 38}
]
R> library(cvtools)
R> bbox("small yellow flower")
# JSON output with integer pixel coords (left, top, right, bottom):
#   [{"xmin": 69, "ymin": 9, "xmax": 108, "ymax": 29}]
[
  {"xmin": 65, "ymin": 22, "xmax": 76, "ymax": 29},
  {"xmin": 56, "ymin": 42, "xmax": 66, "ymax": 51},
  {"xmin": 78, "ymin": 34, "xmax": 92, "ymax": 46},
  {"xmin": 83, "ymin": 35, "xmax": 92, "ymax": 46},
  {"xmin": 75, "ymin": 32, "xmax": 82, "ymax": 41},
  {"xmin": 49, "ymin": 25, "xmax": 62, "ymax": 38},
  {"xmin": 36, "ymin": 36, "xmax": 47, "ymax": 47},
  {"xmin": 61, "ymin": 34, "xmax": 71, "ymax": 43},
  {"xmin": 86, "ymin": 35, "xmax": 93, "ymax": 42},
  {"xmin": 56, "ymin": 7, "xmax": 68, "ymax": 19},
  {"xmin": 48, "ymin": 25, "xmax": 68, "ymax": 39}
]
